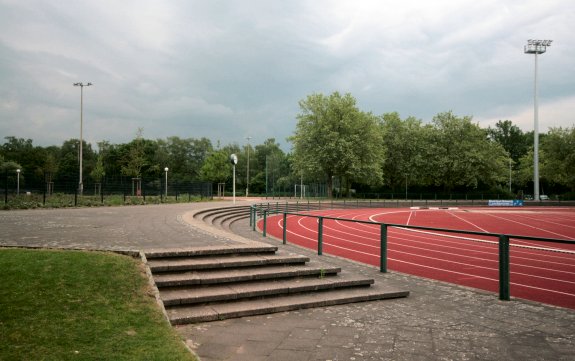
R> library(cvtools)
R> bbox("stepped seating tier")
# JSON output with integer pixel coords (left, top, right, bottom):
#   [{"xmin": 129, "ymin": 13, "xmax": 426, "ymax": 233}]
[{"xmin": 145, "ymin": 243, "xmax": 409, "ymax": 325}]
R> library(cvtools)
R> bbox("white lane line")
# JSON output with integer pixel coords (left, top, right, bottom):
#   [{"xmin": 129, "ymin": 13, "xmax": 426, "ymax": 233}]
[
  {"xmin": 447, "ymin": 210, "xmax": 490, "ymax": 233},
  {"xmin": 283, "ymin": 215, "xmax": 575, "ymax": 280},
  {"xmin": 481, "ymin": 211, "xmax": 574, "ymax": 239}
]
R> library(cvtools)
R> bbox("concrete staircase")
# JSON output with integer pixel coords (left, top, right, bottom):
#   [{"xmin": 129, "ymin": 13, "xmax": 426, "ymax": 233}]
[{"xmin": 145, "ymin": 244, "xmax": 409, "ymax": 325}]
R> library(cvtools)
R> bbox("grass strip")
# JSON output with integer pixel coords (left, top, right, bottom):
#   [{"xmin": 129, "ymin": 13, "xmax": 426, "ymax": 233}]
[{"xmin": 0, "ymin": 248, "xmax": 197, "ymax": 361}]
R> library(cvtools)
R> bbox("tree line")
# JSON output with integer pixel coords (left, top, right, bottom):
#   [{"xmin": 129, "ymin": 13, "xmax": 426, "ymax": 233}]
[{"xmin": 1, "ymin": 91, "xmax": 574, "ymax": 198}]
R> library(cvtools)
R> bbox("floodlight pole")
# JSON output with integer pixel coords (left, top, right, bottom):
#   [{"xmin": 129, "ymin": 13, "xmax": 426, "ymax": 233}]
[
  {"xmin": 73, "ymin": 82, "xmax": 92, "ymax": 195},
  {"xmin": 524, "ymin": 39, "xmax": 551, "ymax": 201}
]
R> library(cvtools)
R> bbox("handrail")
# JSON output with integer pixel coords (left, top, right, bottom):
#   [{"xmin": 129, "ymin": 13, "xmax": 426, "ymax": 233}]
[{"xmin": 249, "ymin": 204, "xmax": 575, "ymax": 302}]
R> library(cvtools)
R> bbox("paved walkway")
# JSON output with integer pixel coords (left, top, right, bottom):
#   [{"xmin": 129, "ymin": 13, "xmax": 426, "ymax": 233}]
[{"xmin": 1, "ymin": 202, "xmax": 574, "ymax": 361}]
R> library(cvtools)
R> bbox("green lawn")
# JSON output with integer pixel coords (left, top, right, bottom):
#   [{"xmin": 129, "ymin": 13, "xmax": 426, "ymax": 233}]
[{"xmin": 0, "ymin": 249, "xmax": 197, "ymax": 361}]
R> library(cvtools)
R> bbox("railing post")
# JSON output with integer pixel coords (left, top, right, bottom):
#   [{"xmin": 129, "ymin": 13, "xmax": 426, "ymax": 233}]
[
  {"xmin": 282, "ymin": 212, "xmax": 287, "ymax": 244},
  {"xmin": 499, "ymin": 234, "xmax": 510, "ymax": 301},
  {"xmin": 249, "ymin": 205, "xmax": 253, "ymax": 227},
  {"xmin": 380, "ymin": 224, "xmax": 388, "ymax": 273},
  {"xmin": 317, "ymin": 217, "xmax": 323, "ymax": 255},
  {"xmin": 252, "ymin": 206, "xmax": 257, "ymax": 231},
  {"xmin": 263, "ymin": 210, "xmax": 268, "ymax": 237}
]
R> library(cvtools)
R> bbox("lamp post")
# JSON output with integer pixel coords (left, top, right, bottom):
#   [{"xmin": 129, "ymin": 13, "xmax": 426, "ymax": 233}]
[
  {"xmin": 73, "ymin": 82, "xmax": 93, "ymax": 195},
  {"xmin": 16, "ymin": 168, "xmax": 20, "ymax": 195},
  {"xmin": 164, "ymin": 167, "xmax": 169, "ymax": 197},
  {"xmin": 230, "ymin": 154, "xmax": 238, "ymax": 204},
  {"xmin": 524, "ymin": 39, "xmax": 552, "ymax": 201},
  {"xmin": 246, "ymin": 136, "xmax": 251, "ymax": 198}
]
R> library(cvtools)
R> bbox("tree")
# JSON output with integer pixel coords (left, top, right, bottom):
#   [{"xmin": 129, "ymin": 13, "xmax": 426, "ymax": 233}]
[
  {"xmin": 252, "ymin": 138, "xmax": 287, "ymax": 195},
  {"xmin": 1, "ymin": 136, "xmax": 52, "ymax": 189},
  {"xmin": 427, "ymin": 112, "xmax": 508, "ymax": 191},
  {"xmin": 541, "ymin": 127, "xmax": 575, "ymax": 191},
  {"xmin": 199, "ymin": 150, "xmax": 231, "ymax": 184},
  {"xmin": 515, "ymin": 149, "xmax": 535, "ymax": 190},
  {"xmin": 289, "ymin": 92, "xmax": 384, "ymax": 197},
  {"xmin": 380, "ymin": 112, "xmax": 429, "ymax": 191},
  {"xmin": 121, "ymin": 128, "xmax": 147, "ymax": 179},
  {"xmin": 487, "ymin": 120, "xmax": 530, "ymax": 163}
]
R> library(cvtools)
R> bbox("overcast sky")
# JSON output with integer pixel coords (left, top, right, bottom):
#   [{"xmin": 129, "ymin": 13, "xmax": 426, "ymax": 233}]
[{"xmin": 1, "ymin": 0, "xmax": 574, "ymax": 151}]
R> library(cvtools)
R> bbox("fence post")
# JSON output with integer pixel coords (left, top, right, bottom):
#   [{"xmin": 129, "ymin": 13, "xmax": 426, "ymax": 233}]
[
  {"xmin": 380, "ymin": 224, "xmax": 388, "ymax": 273},
  {"xmin": 317, "ymin": 217, "xmax": 323, "ymax": 255},
  {"xmin": 263, "ymin": 210, "xmax": 267, "ymax": 237},
  {"xmin": 282, "ymin": 212, "xmax": 287, "ymax": 244},
  {"xmin": 252, "ymin": 206, "xmax": 257, "ymax": 231},
  {"xmin": 499, "ymin": 235, "xmax": 510, "ymax": 301},
  {"xmin": 249, "ymin": 205, "xmax": 253, "ymax": 227}
]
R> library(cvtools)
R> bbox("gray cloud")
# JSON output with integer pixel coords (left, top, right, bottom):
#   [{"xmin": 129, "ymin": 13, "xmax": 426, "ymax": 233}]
[{"xmin": 1, "ymin": 0, "xmax": 574, "ymax": 151}]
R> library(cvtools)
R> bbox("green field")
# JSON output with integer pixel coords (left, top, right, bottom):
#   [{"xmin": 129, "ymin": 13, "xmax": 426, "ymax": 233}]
[{"xmin": 0, "ymin": 248, "xmax": 197, "ymax": 361}]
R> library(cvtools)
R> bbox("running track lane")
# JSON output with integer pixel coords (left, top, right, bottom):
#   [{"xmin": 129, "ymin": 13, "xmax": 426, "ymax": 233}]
[{"xmin": 259, "ymin": 207, "xmax": 575, "ymax": 309}]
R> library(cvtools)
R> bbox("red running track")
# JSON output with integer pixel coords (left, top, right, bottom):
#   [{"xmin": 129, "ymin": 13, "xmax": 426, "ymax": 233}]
[{"xmin": 260, "ymin": 207, "xmax": 575, "ymax": 309}]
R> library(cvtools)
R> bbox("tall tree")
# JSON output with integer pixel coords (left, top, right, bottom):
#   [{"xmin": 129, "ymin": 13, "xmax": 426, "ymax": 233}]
[
  {"xmin": 289, "ymin": 92, "xmax": 384, "ymax": 197},
  {"xmin": 252, "ymin": 138, "xmax": 287, "ymax": 195},
  {"xmin": 541, "ymin": 126, "xmax": 575, "ymax": 191},
  {"xmin": 427, "ymin": 112, "xmax": 507, "ymax": 191},
  {"xmin": 121, "ymin": 128, "xmax": 147, "ymax": 179},
  {"xmin": 380, "ymin": 112, "xmax": 429, "ymax": 191},
  {"xmin": 199, "ymin": 149, "xmax": 231, "ymax": 184},
  {"xmin": 487, "ymin": 120, "xmax": 530, "ymax": 163}
]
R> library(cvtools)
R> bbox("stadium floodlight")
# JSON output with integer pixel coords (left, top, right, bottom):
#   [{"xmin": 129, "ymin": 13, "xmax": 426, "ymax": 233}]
[
  {"xmin": 524, "ymin": 39, "xmax": 552, "ymax": 201},
  {"xmin": 73, "ymin": 82, "xmax": 93, "ymax": 195}
]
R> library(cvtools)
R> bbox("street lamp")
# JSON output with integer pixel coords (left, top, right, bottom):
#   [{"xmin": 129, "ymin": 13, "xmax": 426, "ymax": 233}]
[
  {"xmin": 73, "ymin": 82, "xmax": 93, "ymax": 195},
  {"xmin": 230, "ymin": 154, "xmax": 238, "ymax": 204},
  {"xmin": 246, "ymin": 136, "xmax": 251, "ymax": 198},
  {"xmin": 164, "ymin": 167, "xmax": 169, "ymax": 197},
  {"xmin": 16, "ymin": 169, "xmax": 20, "ymax": 195},
  {"xmin": 524, "ymin": 39, "xmax": 552, "ymax": 201}
]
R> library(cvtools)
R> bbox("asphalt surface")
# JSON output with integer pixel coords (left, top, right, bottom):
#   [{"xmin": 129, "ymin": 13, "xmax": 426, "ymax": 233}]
[{"xmin": 1, "ymin": 201, "xmax": 574, "ymax": 361}]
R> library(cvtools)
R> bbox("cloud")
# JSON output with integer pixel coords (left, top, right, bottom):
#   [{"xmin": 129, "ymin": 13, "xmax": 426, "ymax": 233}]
[
  {"xmin": 477, "ymin": 95, "xmax": 575, "ymax": 132},
  {"xmin": 0, "ymin": 0, "xmax": 573, "ymax": 151}
]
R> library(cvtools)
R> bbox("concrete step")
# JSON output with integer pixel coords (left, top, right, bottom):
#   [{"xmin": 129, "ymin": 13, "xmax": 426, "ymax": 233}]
[
  {"xmin": 153, "ymin": 264, "xmax": 341, "ymax": 288},
  {"xmin": 148, "ymin": 252, "xmax": 310, "ymax": 273},
  {"xmin": 161, "ymin": 273, "xmax": 374, "ymax": 306},
  {"xmin": 167, "ymin": 284, "xmax": 410, "ymax": 324},
  {"xmin": 144, "ymin": 244, "xmax": 277, "ymax": 259}
]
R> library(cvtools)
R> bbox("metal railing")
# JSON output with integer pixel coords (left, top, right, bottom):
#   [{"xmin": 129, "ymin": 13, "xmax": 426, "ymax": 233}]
[{"xmin": 249, "ymin": 203, "xmax": 575, "ymax": 302}]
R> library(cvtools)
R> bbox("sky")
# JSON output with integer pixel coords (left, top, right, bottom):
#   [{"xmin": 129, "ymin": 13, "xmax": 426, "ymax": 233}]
[{"xmin": 1, "ymin": 0, "xmax": 574, "ymax": 151}]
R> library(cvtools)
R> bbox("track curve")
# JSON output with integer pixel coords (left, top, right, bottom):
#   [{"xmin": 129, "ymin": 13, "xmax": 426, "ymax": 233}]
[{"xmin": 260, "ymin": 207, "xmax": 575, "ymax": 309}]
